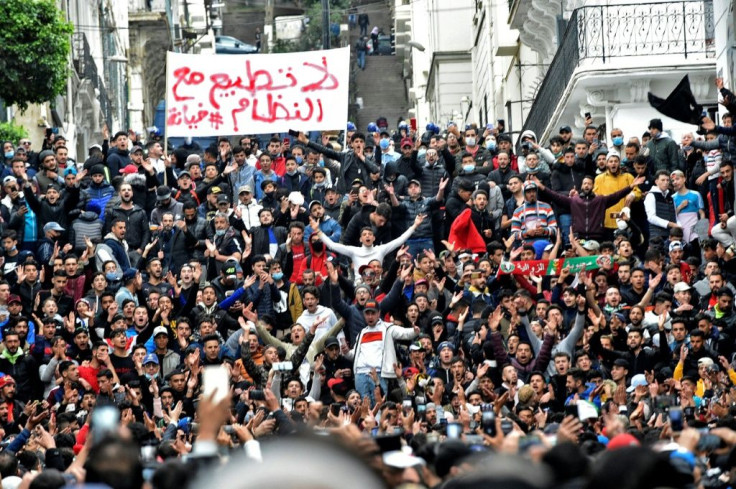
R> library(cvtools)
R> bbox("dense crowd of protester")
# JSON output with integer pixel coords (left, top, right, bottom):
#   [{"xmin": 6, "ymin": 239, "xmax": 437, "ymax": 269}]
[{"xmin": 2, "ymin": 77, "xmax": 736, "ymax": 489}]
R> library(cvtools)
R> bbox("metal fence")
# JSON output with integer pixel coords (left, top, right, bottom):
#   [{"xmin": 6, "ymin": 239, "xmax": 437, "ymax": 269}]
[{"xmin": 520, "ymin": 1, "xmax": 715, "ymax": 140}]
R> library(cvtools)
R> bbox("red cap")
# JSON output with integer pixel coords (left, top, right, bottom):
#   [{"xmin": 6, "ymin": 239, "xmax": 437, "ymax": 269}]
[
  {"xmin": 327, "ymin": 378, "xmax": 344, "ymax": 390},
  {"xmin": 607, "ymin": 433, "xmax": 640, "ymax": 450},
  {"xmin": 0, "ymin": 376, "xmax": 16, "ymax": 389},
  {"xmin": 8, "ymin": 295, "xmax": 21, "ymax": 305},
  {"xmin": 400, "ymin": 137, "xmax": 413, "ymax": 148},
  {"xmin": 120, "ymin": 165, "xmax": 139, "ymax": 174}
]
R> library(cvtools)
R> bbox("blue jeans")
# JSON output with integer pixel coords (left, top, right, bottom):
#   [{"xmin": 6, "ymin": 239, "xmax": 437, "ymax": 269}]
[
  {"xmin": 357, "ymin": 50, "xmax": 366, "ymax": 69},
  {"xmin": 558, "ymin": 213, "xmax": 572, "ymax": 246},
  {"xmin": 406, "ymin": 237, "xmax": 434, "ymax": 260},
  {"xmin": 355, "ymin": 373, "xmax": 388, "ymax": 407}
]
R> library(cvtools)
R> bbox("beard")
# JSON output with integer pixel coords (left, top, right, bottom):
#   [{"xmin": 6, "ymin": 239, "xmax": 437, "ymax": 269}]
[{"xmin": 121, "ymin": 194, "xmax": 133, "ymax": 203}]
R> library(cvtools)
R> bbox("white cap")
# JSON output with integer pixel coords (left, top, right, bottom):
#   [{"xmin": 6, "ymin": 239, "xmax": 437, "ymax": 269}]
[
  {"xmin": 288, "ymin": 191, "xmax": 305, "ymax": 206},
  {"xmin": 153, "ymin": 326, "xmax": 169, "ymax": 337},
  {"xmin": 626, "ymin": 373, "xmax": 648, "ymax": 392},
  {"xmin": 673, "ymin": 282, "xmax": 691, "ymax": 293}
]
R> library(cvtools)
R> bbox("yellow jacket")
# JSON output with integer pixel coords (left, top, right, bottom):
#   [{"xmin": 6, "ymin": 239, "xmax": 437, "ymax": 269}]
[
  {"xmin": 674, "ymin": 361, "xmax": 736, "ymax": 397},
  {"xmin": 593, "ymin": 171, "xmax": 641, "ymax": 229}
]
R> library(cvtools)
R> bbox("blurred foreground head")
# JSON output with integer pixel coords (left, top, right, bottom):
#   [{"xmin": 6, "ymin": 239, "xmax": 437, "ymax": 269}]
[{"xmin": 193, "ymin": 435, "xmax": 387, "ymax": 489}]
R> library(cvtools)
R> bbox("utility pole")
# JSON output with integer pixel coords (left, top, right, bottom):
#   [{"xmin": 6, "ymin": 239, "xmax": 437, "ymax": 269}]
[
  {"xmin": 264, "ymin": 0, "xmax": 274, "ymax": 53},
  {"xmin": 321, "ymin": 0, "xmax": 330, "ymax": 49}
]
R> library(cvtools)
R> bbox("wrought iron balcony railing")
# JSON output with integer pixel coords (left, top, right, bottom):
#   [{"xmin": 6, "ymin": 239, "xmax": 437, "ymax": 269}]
[
  {"xmin": 72, "ymin": 33, "xmax": 113, "ymax": 127},
  {"xmin": 520, "ymin": 0, "xmax": 715, "ymax": 140}
]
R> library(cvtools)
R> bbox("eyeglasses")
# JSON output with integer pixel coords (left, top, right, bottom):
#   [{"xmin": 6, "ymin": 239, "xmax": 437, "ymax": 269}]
[{"xmin": 21, "ymin": 142, "xmax": 30, "ymax": 146}]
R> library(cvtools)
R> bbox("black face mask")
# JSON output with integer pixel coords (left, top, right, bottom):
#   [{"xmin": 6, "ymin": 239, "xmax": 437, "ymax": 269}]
[{"xmin": 312, "ymin": 241, "xmax": 324, "ymax": 252}]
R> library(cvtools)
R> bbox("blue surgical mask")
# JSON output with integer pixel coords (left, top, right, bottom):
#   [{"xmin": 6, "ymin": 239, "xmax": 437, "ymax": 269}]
[
  {"xmin": 295, "ymin": 156, "xmax": 303, "ymax": 164},
  {"xmin": 215, "ymin": 229, "xmax": 226, "ymax": 237},
  {"xmin": 318, "ymin": 159, "xmax": 325, "ymax": 167},
  {"xmin": 272, "ymin": 272, "xmax": 284, "ymax": 281},
  {"xmin": 463, "ymin": 164, "xmax": 475, "ymax": 173},
  {"xmin": 4, "ymin": 152, "xmax": 13, "ymax": 159},
  {"xmin": 486, "ymin": 141, "xmax": 496, "ymax": 151},
  {"xmin": 379, "ymin": 139, "xmax": 390, "ymax": 150},
  {"xmin": 612, "ymin": 137, "xmax": 624, "ymax": 146},
  {"xmin": 465, "ymin": 137, "xmax": 476, "ymax": 147},
  {"xmin": 105, "ymin": 272, "xmax": 117, "ymax": 281}
]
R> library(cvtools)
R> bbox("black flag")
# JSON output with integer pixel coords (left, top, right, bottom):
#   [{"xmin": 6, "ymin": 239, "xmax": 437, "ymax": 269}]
[{"xmin": 648, "ymin": 75, "xmax": 704, "ymax": 125}]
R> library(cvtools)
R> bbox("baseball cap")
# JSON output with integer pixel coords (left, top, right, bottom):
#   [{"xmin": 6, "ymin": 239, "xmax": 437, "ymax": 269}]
[
  {"xmin": 177, "ymin": 170, "xmax": 191, "ymax": 179},
  {"xmin": 309, "ymin": 200, "xmax": 322, "ymax": 210},
  {"xmin": 239, "ymin": 185, "xmax": 253, "ymax": 195},
  {"xmin": 208, "ymin": 186, "xmax": 223, "ymax": 195},
  {"xmin": 43, "ymin": 222, "xmax": 65, "ymax": 233},
  {"xmin": 673, "ymin": 282, "xmax": 691, "ymax": 293},
  {"xmin": 669, "ymin": 241, "xmax": 683, "ymax": 252},
  {"xmin": 582, "ymin": 240, "xmax": 600, "ymax": 252},
  {"xmin": 7, "ymin": 295, "xmax": 21, "ymax": 305},
  {"xmin": 363, "ymin": 300, "xmax": 379, "ymax": 312},
  {"xmin": 157, "ymin": 186, "xmax": 172, "ymax": 201},
  {"xmin": 626, "ymin": 373, "xmax": 648, "ymax": 393},
  {"xmin": 409, "ymin": 341, "xmax": 423, "ymax": 351},
  {"xmin": 131, "ymin": 146, "xmax": 143, "ymax": 154},
  {"xmin": 323, "ymin": 337, "xmax": 339, "ymax": 349},
  {"xmin": 153, "ymin": 326, "xmax": 169, "ymax": 337},
  {"xmin": 0, "ymin": 376, "xmax": 16, "ymax": 389},
  {"xmin": 523, "ymin": 181, "xmax": 538, "ymax": 192},
  {"xmin": 120, "ymin": 165, "xmax": 139, "ymax": 174},
  {"xmin": 143, "ymin": 353, "xmax": 159, "ymax": 365},
  {"xmin": 559, "ymin": 126, "xmax": 572, "ymax": 133},
  {"xmin": 400, "ymin": 137, "xmax": 413, "ymax": 148},
  {"xmin": 430, "ymin": 315, "xmax": 444, "ymax": 325},
  {"xmin": 2, "ymin": 176, "xmax": 16, "ymax": 186},
  {"xmin": 223, "ymin": 259, "xmax": 238, "ymax": 276}
]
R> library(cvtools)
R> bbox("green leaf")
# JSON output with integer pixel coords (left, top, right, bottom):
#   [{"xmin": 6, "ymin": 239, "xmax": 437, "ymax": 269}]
[{"xmin": 0, "ymin": 0, "xmax": 72, "ymax": 111}]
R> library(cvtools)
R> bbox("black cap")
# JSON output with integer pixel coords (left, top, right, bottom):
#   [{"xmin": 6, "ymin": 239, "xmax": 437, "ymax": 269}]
[
  {"xmin": 363, "ymin": 300, "xmax": 379, "ymax": 312},
  {"xmin": 324, "ymin": 337, "xmax": 339, "ymax": 349},
  {"xmin": 91, "ymin": 164, "xmax": 105, "ymax": 176},
  {"xmin": 559, "ymin": 125, "xmax": 572, "ymax": 133}
]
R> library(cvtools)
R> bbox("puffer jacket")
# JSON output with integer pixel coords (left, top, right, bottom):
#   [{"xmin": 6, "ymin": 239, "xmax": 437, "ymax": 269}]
[
  {"xmin": 104, "ymin": 204, "xmax": 150, "ymax": 251},
  {"xmin": 69, "ymin": 211, "xmax": 103, "ymax": 253}
]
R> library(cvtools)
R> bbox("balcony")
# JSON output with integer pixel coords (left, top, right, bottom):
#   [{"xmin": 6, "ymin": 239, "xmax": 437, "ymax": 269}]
[
  {"xmin": 72, "ymin": 33, "xmax": 113, "ymax": 128},
  {"xmin": 520, "ymin": 1, "xmax": 715, "ymax": 141}
]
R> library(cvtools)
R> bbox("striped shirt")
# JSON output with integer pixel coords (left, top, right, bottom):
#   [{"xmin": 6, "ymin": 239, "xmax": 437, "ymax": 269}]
[{"xmin": 510, "ymin": 200, "xmax": 557, "ymax": 244}]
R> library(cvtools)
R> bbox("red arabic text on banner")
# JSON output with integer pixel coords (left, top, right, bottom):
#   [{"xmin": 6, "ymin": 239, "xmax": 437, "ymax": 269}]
[{"xmin": 165, "ymin": 48, "xmax": 350, "ymax": 137}]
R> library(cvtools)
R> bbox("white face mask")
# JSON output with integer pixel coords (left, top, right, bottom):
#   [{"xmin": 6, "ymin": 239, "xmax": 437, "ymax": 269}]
[{"xmin": 466, "ymin": 137, "xmax": 476, "ymax": 147}]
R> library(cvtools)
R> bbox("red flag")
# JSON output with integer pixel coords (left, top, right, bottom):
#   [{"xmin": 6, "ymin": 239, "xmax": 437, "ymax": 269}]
[{"xmin": 448, "ymin": 208, "xmax": 486, "ymax": 253}]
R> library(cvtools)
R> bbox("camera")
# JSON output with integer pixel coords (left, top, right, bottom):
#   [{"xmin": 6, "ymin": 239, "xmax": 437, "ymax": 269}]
[{"xmin": 520, "ymin": 142, "xmax": 532, "ymax": 151}]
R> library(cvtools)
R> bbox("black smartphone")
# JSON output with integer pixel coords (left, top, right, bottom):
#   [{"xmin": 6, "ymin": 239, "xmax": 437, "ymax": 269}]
[
  {"xmin": 585, "ymin": 112, "xmax": 592, "ymax": 119},
  {"xmin": 250, "ymin": 390, "xmax": 265, "ymax": 401},
  {"xmin": 288, "ymin": 129, "xmax": 300, "ymax": 137},
  {"xmin": 330, "ymin": 403, "xmax": 342, "ymax": 416},
  {"xmin": 565, "ymin": 404, "xmax": 578, "ymax": 418}
]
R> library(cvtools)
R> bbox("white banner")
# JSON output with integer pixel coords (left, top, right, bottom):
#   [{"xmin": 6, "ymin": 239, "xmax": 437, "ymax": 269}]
[{"xmin": 165, "ymin": 47, "xmax": 350, "ymax": 137}]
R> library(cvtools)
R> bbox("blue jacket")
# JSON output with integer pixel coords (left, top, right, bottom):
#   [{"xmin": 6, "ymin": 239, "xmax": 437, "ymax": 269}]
[
  {"xmin": 103, "ymin": 232, "xmax": 131, "ymax": 272},
  {"xmin": 304, "ymin": 216, "xmax": 341, "ymax": 243}
]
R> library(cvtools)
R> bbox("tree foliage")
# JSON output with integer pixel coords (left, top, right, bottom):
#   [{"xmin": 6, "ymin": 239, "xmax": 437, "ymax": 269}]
[
  {"xmin": 0, "ymin": 0, "xmax": 74, "ymax": 111},
  {"xmin": 0, "ymin": 122, "xmax": 29, "ymax": 144}
]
